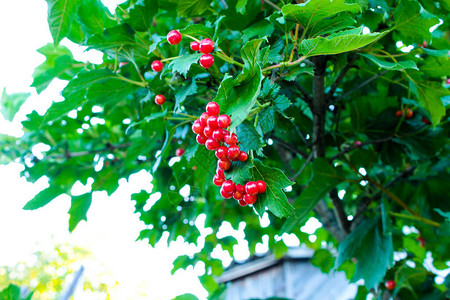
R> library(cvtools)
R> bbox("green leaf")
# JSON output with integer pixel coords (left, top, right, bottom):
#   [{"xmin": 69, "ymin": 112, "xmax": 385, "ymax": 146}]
[
  {"xmin": 86, "ymin": 24, "xmax": 135, "ymax": 50},
  {"xmin": 251, "ymin": 159, "xmax": 295, "ymax": 218},
  {"xmin": 360, "ymin": 53, "xmax": 418, "ymax": 71},
  {"xmin": 68, "ymin": 192, "xmax": 93, "ymax": 232},
  {"xmin": 127, "ymin": 109, "xmax": 168, "ymax": 133},
  {"xmin": 0, "ymin": 88, "xmax": 29, "ymax": 122},
  {"xmin": 409, "ymin": 80, "xmax": 449, "ymax": 126},
  {"xmin": 172, "ymin": 293, "xmax": 198, "ymax": 300},
  {"xmin": 236, "ymin": 0, "xmax": 248, "ymax": 14},
  {"xmin": 282, "ymin": 0, "xmax": 360, "ymax": 30},
  {"xmin": 393, "ymin": 0, "xmax": 439, "ymax": 44},
  {"xmin": 77, "ymin": 0, "xmax": 113, "ymax": 35},
  {"xmin": 274, "ymin": 95, "xmax": 291, "ymax": 112},
  {"xmin": 171, "ymin": 255, "xmax": 193, "ymax": 274},
  {"xmin": 127, "ymin": 0, "xmax": 158, "ymax": 32},
  {"xmin": 299, "ymin": 28, "xmax": 388, "ymax": 57},
  {"xmin": 236, "ymin": 121, "xmax": 265, "ymax": 153},
  {"xmin": 23, "ymin": 186, "xmax": 65, "ymax": 210},
  {"xmin": 259, "ymin": 106, "xmax": 276, "ymax": 133},
  {"xmin": 0, "ymin": 284, "xmax": 33, "ymax": 300},
  {"xmin": 177, "ymin": 0, "xmax": 210, "ymax": 17},
  {"xmin": 180, "ymin": 24, "xmax": 214, "ymax": 39},
  {"xmin": 335, "ymin": 218, "xmax": 394, "ymax": 289},
  {"xmin": 228, "ymin": 161, "xmax": 252, "ymax": 184},
  {"xmin": 421, "ymin": 56, "xmax": 450, "ymax": 78},
  {"xmin": 308, "ymin": 14, "xmax": 357, "ymax": 38},
  {"xmin": 188, "ymin": 146, "xmax": 217, "ymax": 195},
  {"xmin": 168, "ymin": 54, "xmax": 202, "ymax": 77},
  {"xmin": 242, "ymin": 20, "xmax": 275, "ymax": 42},
  {"xmin": 435, "ymin": 208, "xmax": 450, "ymax": 221},
  {"xmin": 46, "ymin": 0, "xmax": 81, "ymax": 45},
  {"xmin": 175, "ymin": 79, "xmax": 197, "ymax": 112},
  {"xmin": 311, "ymin": 249, "xmax": 335, "ymax": 273}
]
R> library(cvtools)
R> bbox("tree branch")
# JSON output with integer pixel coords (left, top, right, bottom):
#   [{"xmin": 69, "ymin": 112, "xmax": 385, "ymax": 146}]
[
  {"xmin": 290, "ymin": 153, "xmax": 313, "ymax": 181},
  {"xmin": 329, "ymin": 188, "xmax": 350, "ymax": 234},
  {"xmin": 333, "ymin": 70, "xmax": 389, "ymax": 103},
  {"xmin": 327, "ymin": 54, "xmax": 358, "ymax": 101},
  {"xmin": 329, "ymin": 136, "xmax": 393, "ymax": 162}
]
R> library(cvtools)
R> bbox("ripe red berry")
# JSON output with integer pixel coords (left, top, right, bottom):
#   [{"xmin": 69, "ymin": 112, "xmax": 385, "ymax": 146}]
[
  {"xmin": 228, "ymin": 145, "xmax": 240, "ymax": 160},
  {"xmin": 256, "ymin": 180, "xmax": 267, "ymax": 193},
  {"xmin": 212, "ymin": 129, "xmax": 225, "ymax": 141},
  {"xmin": 206, "ymin": 102, "xmax": 220, "ymax": 116},
  {"xmin": 236, "ymin": 184, "xmax": 245, "ymax": 194},
  {"xmin": 175, "ymin": 148, "xmax": 185, "ymax": 156},
  {"xmin": 151, "ymin": 60, "xmax": 163, "ymax": 72},
  {"xmin": 215, "ymin": 146, "xmax": 228, "ymax": 159},
  {"xmin": 405, "ymin": 108, "xmax": 413, "ymax": 119},
  {"xmin": 190, "ymin": 41, "xmax": 199, "ymax": 51},
  {"xmin": 244, "ymin": 193, "xmax": 257, "ymax": 205},
  {"xmin": 418, "ymin": 237, "xmax": 426, "ymax": 248},
  {"xmin": 238, "ymin": 151, "xmax": 248, "ymax": 162},
  {"xmin": 245, "ymin": 181, "xmax": 258, "ymax": 195},
  {"xmin": 155, "ymin": 94, "xmax": 165, "ymax": 105},
  {"xmin": 395, "ymin": 110, "xmax": 403, "ymax": 117},
  {"xmin": 167, "ymin": 30, "xmax": 181, "ymax": 45},
  {"xmin": 217, "ymin": 114, "xmax": 231, "ymax": 128},
  {"xmin": 446, "ymin": 78, "xmax": 450, "ymax": 85},
  {"xmin": 422, "ymin": 116, "xmax": 431, "ymax": 124},
  {"xmin": 207, "ymin": 116, "xmax": 219, "ymax": 129},
  {"xmin": 233, "ymin": 191, "xmax": 244, "ymax": 200},
  {"xmin": 224, "ymin": 133, "xmax": 238, "ymax": 145},
  {"xmin": 196, "ymin": 135, "xmax": 207, "ymax": 145},
  {"xmin": 213, "ymin": 175, "xmax": 225, "ymax": 186},
  {"xmin": 238, "ymin": 199, "xmax": 247, "ymax": 206},
  {"xmin": 199, "ymin": 38, "xmax": 215, "ymax": 54},
  {"xmin": 385, "ymin": 280, "xmax": 396, "ymax": 291},
  {"xmin": 200, "ymin": 112, "xmax": 210, "ymax": 126},
  {"xmin": 205, "ymin": 138, "xmax": 220, "ymax": 150},
  {"xmin": 118, "ymin": 62, "xmax": 128, "ymax": 68},
  {"xmin": 220, "ymin": 187, "xmax": 234, "ymax": 199},
  {"xmin": 354, "ymin": 141, "xmax": 362, "ymax": 147},
  {"xmin": 199, "ymin": 54, "xmax": 214, "ymax": 69},
  {"xmin": 218, "ymin": 158, "xmax": 231, "ymax": 171},
  {"xmin": 216, "ymin": 168, "xmax": 225, "ymax": 179},
  {"xmin": 222, "ymin": 180, "xmax": 235, "ymax": 194},
  {"xmin": 192, "ymin": 120, "xmax": 204, "ymax": 134},
  {"xmin": 203, "ymin": 126, "xmax": 213, "ymax": 138}
]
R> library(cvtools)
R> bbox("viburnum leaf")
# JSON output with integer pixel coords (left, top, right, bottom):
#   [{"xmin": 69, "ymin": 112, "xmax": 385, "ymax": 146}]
[
  {"xmin": 251, "ymin": 159, "xmax": 295, "ymax": 218},
  {"xmin": 177, "ymin": 0, "xmax": 210, "ymax": 17},
  {"xmin": 45, "ymin": 0, "xmax": 81, "ymax": 45},
  {"xmin": 86, "ymin": 24, "xmax": 135, "ymax": 50},
  {"xmin": 180, "ymin": 24, "xmax": 214, "ymax": 39},
  {"xmin": 236, "ymin": 121, "xmax": 265, "ymax": 153},
  {"xmin": 23, "ymin": 186, "xmax": 65, "ymax": 210},
  {"xmin": 308, "ymin": 14, "xmax": 356, "ymax": 38},
  {"xmin": 127, "ymin": 0, "xmax": 158, "ymax": 32},
  {"xmin": 228, "ymin": 161, "xmax": 253, "ymax": 184},
  {"xmin": 188, "ymin": 145, "xmax": 217, "ymax": 195},
  {"xmin": 335, "ymin": 218, "xmax": 394, "ymax": 289},
  {"xmin": 175, "ymin": 79, "xmax": 197, "ymax": 112},
  {"xmin": 259, "ymin": 106, "xmax": 276, "ymax": 133},
  {"xmin": 0, "ymin": 88, "xmax": 30, "ymax": 122},
  {"xmin": 77, "ymin": 0, "xmax": 114, "ymax": 35},
  {"xmin": 360, "ymin": 53, "xmax": 418, "ymax": 71},
  {"xmin": 168, "ymin": 54, "xmax": 202, "ymax": 78},
  {"xmin": 409, "ymin": 80, "xmax": 449, "ymax": 126},
  {"xmin": 68, "ymin": 192, "xmax": 93, "ymax": 232},
  {"xmin": 236, "ymin": 0, "xmax": 248, "ymax": 14}
]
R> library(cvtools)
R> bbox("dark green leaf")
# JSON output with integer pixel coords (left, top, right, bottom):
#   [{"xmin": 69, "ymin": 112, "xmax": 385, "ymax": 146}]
[
  {"xmin": 236, "ymin": 121, "xmax": 265, "ymax": 153},
  {"xmin": 360, "ymin": 53, "xmax": 418, "ymax": 71},
  {"xmin": 180, "ymin": 24, "xmax": 214, "ymax": 39},
  {"xmin": 68, "ymin": 192, "xmax": 92, "ymax": 232},
  {"xmin": 177, "ymin": 0, "xmax": 210, "ymax": 17},
  {"xmin": 175, "ymin": 79, "xmax": 197, "ymax": 112},
  {"xmin": 127, "ymin": 0, "xmax": 158, "ymax": 32}
]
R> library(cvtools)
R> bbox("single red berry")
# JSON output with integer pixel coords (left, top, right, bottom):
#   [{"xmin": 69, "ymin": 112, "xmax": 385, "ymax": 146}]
[
  {"xmin": 192, "ymin": 120, "xmax": 204, "ymax": 134},
  {"xmin": 220, "ymin": 187, "xmax": 234, "ymax": 199},
  {"xmin": 167, "ymin": 30, "xmax": 181, "ymax": 45},
  {"xmin": 354, "ymin": 141, "xmax": 362, "ymax": 147},
  {"xmin": 203, "ymin": 126, "xmax": 214, "ymax": 138},
  {"xmin": 200, "ymin": 112, "xmax": 210, "ymax": 126},
  {"xmin": 245, "ymin": 181, "xmax": 258, "ymax": 195},
  {"xmin": 233, "ymin": 190, "xmax": 244, "ymax": 200},
  {"xmin": 207, "ymin": 116, "xmax": 219, "ymax": 129},
  {"xmin": 205, "ymin": 138, "xmax": 220, "ymax": 150},
  {"xmin": 238, "ymin": 199, "xmax": 247, "ymax": 206},
  {"xmin": 118, "ymin": 62, "xmax": 128, "ymax": 68},
  {"xmin": 196, "ymin": 135, "xmax": 207, "ymax": 145},
  {"xmin": 256, "ymin": 180, "xmax": 267, "ymax": 193},
  {"xmin": 236, "ymin": 184, "xmax": 245, "ymax": 194},
  {"xmin": 217, "ymin": 115, "xmax": 231, "ymax": 128},
  {"xmin": 192, "ymin": 166, "xmax": 197, "ymax": 170},
  {"xmin": 175, "ymin": 148, "xmax": 185, "ymax": 156},
  {"xmin": 385, "ymin": 280, "xmax": 396, "ymax": 291},
  {"xmin": 421, "ymin": 41, "xmax": 427, "ymax": 48},
  {"xmin": 244, "ymin": 193, "xmax": 257, "ymax": 205},
  {"xmin": 446, "ymin": 78, "xmax": 450, "ymax": 85},
  {"xmin": 418, "ymin": 237, "xmax": 426, "ymax": 248},
  {"xmin": 213, "ymin": 175, "xmax": 225, "ymax": 186},
  {"xmin": 151, "ymin": 60, "xmax": 163, "ymax": 72},
  {"xmin": 216, "ymin": 168, "xmax": 225, "ymax": 179},
  {"xmin": 199, "ymin": 38, "xmax": 215, "ymax": 54},
  {"xmin": 190, "ymin": 41, "xmax": 200, "ymax": 51},
  {"xmin": 215, "ymin": 146, "xmax": 228, "ymax": 159},
  {"xmin": 422, "ymin": 116, "xmax": 431, "ymax": 124},
  {"xmin": 218, "ymin": 158, "xmax": 231, "ymax": 171},
  {"xmin": 224, "ymin": 133, "xmax": 238, "ymax": 145},
  {"xmin": 199, "ymin": 54, "xmax": 214, "ymax": 69},
  {"xmin": 395, "ymin": 110, "xmax": 403, "ymax": 117},
  {"xmin": 222, "ymin": 180, "xmax": 235, "ymax": 194},
  {"xmin": 227, "ymin": 145, "xmax": 240, "ymax": 161},
  {"xmin": 405, "ymin": 108, "xmax": 413, "ymax": 119},
  {"xmin": 212, "ymin": 129, "xmax": 225, "ymax": 142},
  {"xmin": 238, "ymin": 151, "xmax": 248, "ymax": 162},
  {"xmin": 155, "ymin": 94, "xmax": 165, "ymax": 105},
  {"xmin": 206, "ymin": 102, "xmax": 220, "ymax": 116}
]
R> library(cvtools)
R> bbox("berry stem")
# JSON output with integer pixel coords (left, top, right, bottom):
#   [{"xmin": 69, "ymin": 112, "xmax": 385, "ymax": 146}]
[
  {"xmin": 215, "ymin": 51, "xmax": 244, "ymax": 68},
  {"xmin": 182, "ymin": 34, "xmax": 200, "ymax": 42},
  {"xmin": 262, "ymin": 55, "xmax": 308, "ymax": 73},
  {"xmin": 116, "ymin": 74, "xmax": 148, "ymax": 87},
  {"xmin": 161, "ymin": 55, "xmax": 184, "ymax": 62}
]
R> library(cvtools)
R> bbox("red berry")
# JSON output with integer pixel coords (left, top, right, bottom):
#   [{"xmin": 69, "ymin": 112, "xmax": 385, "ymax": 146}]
[
  {"xmin": 256, "ymin": 180, "xmax": 267, "ymax": 193},
  {"xmin": 446, "ymin": 78, "xmax": 450, "ymax": 85},
  {"xmin": 216, "ymin": 168, "xmax": 225, "ymax": 179},
  {"xmin": 175, "ymin": 148, "xmax": 185, "ymax": 156},
  {"xmin": 213, "ymin": 175, "xmax": 225, "ymax": 186},
  {"xmin": 217, "ymin": 114, "xmax": 231, "ymax": 128},
  {"xmin": 234, "ymin": 191, "xmax": 244, "ymax": 200},
  {"xmin": 422, "ymin": 116, "xmax": 431, "ymax": 124},
  {"xmin": 206, "ymin": 102, "xmax": 220, "ymax": 116},
  {"xmin": 199, "ymin": 54, "xmax": 214, "ymax": 68},
  {"xmin": 236, "ymin": 184, "xmax": 245, "ymax": 194},
  {"xmin": 218, "ymin": 158, "xmax": 231, "ymax": 171},
  {"xmin": 200, "ymin": 112, "xmax": 210, "ymax": 126},
  {"xmin": 190, "ymin": 41, "xmax": 199, "ymax": 51},
  {"xmin": 192, "ymin": 120, "xmax": 204, "ymax": 134},
  {"xmin": 167, "ymin": 30, "xmax": 181, "ymax": 45},
  {"xmin": 238, "ymin": 199, "xmax": 247, "ymax": 206},
  {"xmin": 196, "ymin": 135, "xmax": 207, "ymax": 145},
  {"xmin": 220, "ymin": 187, "xmax": 234, "ymax": 199},
  {"xmin": 205, "ymin": 138, "xmax": 220, "ymax": 150},
  {"xmin": 155, "ymin": 94, "xmax": 165, "ymax": 105},
  {"xmin": 207, "ymin": 116, "xmax": 218, "ymax": 129},
  {"xmin": 222, "ymin": 180, "xmax": 235, "ymax": 194},
  {"xmin": 244, "ymin": 193, "xmax": 257, "ymax": 205},
  {"xmin": 199, "ymin": 38, "xmax": 215, "ymax": 54},
  {"xmin": 418, "ymin": 237, "xmax": 426, "ymax": 248},
  {"xmin": 405, "ymin": 108, "xmax": 413, "ymax": 119},
  {"xmin": 245, "ymin": 181, "xmax": 258, "ymax": 194},
  {"xmin": 224, "ymin": 133, "xmax": 238, "ymax": 145},
  {"xmin": 215, "ymin": 146, "xmax": 228, "ymax": 159},
  {"xmin": 238, "ymin": 151, "xmax": 248, "ymax": 162},
  {"xmin": 395, "ymin": 110, "xmax": 403, "ymax": 117},
  {"xmin": 203, "ymin": 126, "xmax": 213, "ymax": 138},
  {"xmin": 354, "ymin": 141, "xmax": 362, "ymax": 147},
  {"xmin": 118, "ymin": 62, "xmax": 128, "ymax": 68},
  {"xmin": 151, "ymin": 60, "xmax": 163, "ymax": 72},
  {"xmin": 385, "ymin": 280, "xmax": 396, "ymax": 291},
  {"xmin": 212, "ymin": 129, "xmax": 225, "ymax": 141},
  {"xmin": 227, "ymin": 145, "xmax": 240, "ymax": 160}
]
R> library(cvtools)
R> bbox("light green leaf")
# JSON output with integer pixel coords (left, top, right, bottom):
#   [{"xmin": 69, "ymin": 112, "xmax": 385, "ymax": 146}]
[
  {"xmin": 68, "ymin": 192, "xmax": 92, "ymax": 232},
  {"xmin": 311, "ymin": 249, "xmax": 335, "ymax": 273},
  {"xmin": 177, "ymin": 0, "xmax": 210, "ymax": 17},
  {"xmin": 23, "ymin": 186, "xmax": 65, "ymax": 210},
  {"xmin": 0, "ymin": 88, "xmax": 29, "ymax": 122},
  {"xmin": 86, "ymin": 24, "xmax": 136, "ymax": 50},
  {"xmin": 179, "ymin": 24, "xmax": 214, "ymax": 39},
  {"xmin": 172, "ymin": 293, "xmax": 199, "ymax": 300},
  {"xmin": 77, "ymin": 0, "xmax": 114, "ymax": 35},
  {"xmin": 127, "ymin": 0, "xmax": 158, "ymax": 32},
  {"xmin": 236, "ymin": 0, "xmax": 248, "ymax": 14},
  {"xmin": 0, "ymin": 284, "xmax": 33, "ymax": 300},
  {"xmin": 251, "ymin": 159, "xmax": 295, "ymax": 218},
  {"xmin": 46, "ymin": 0, "xmax": 81, "ymax": 45},
  {"xmin": 168, "ymin": 54, "xmax": 202, "ymax": 77},
  {"xmin": 409, "ymin": 80, "xmax": 449, "ymax": 126},
  {"xmin": 360, "ymin": 53, "xmax": 418, "ymax": 71},
  {"xmin": 127, "ymin": 109, "xmax": 168, "ymax": 133}
]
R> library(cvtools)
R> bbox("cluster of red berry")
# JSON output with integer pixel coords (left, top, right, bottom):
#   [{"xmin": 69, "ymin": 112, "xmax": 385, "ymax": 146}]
[{"xmin": 192, "ymin": 102, "xmax": 267, "ymax": 206}]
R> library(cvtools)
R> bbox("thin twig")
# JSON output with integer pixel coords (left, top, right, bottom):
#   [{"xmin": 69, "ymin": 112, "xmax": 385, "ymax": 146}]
[
  {"xmin": 329, "ymin": 136, "xmax": 393, "ymax": 162},
  {"xmin": 333, "ymin": 70, "xmax": 389, "ymax": 102},
  {"xmin": 327, "ymin": 54, "xmax": 358, "ymax": 101},
  {"xmin": 292, "ymin": 80, "xmax": 313, "ymax": 103},
  {"xmin": 290, "ymin": 153, "xmax": 313, "ymax": 181},
  {"xmin": 263, "ymin": 0, "xmax": 281, "ymax": 11},
  {"xmin": 329, "ymin": 188, "xmax": 350, "ymax": 234}
]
